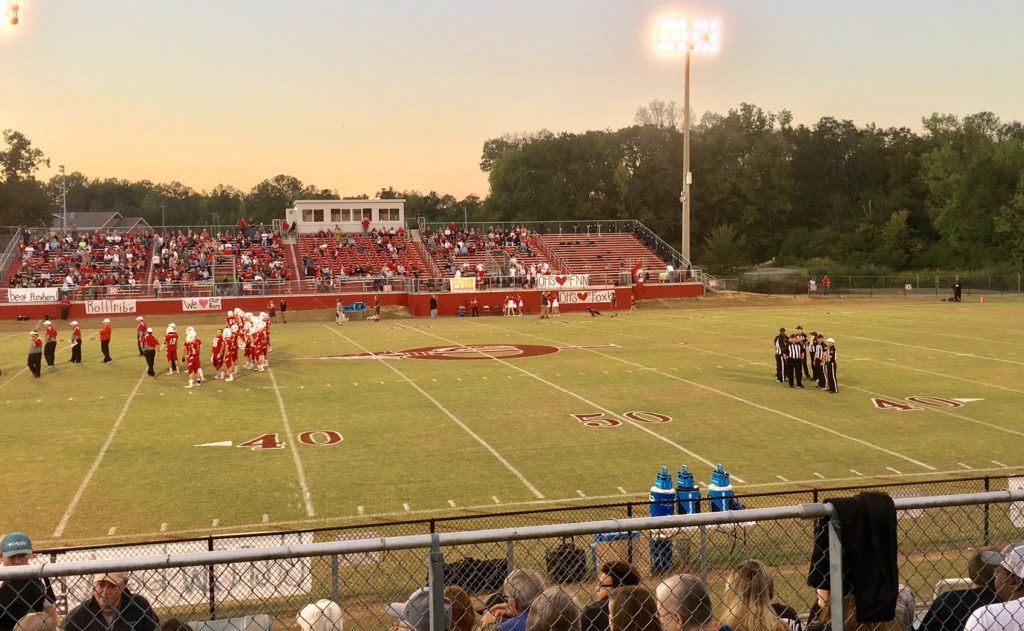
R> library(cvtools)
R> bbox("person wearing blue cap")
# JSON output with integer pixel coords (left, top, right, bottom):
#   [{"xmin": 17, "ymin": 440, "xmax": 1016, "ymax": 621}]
[{"xmin": 0, "ymin": 532, "xmax": 57, "ymax": 631}]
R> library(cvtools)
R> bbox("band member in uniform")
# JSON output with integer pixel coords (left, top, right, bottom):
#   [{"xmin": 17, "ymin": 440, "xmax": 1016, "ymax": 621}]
[
  {"xmin": 773, "ymin": 327, "xmax": 787, "ymax": 383},
  {"xmin": 786, "ymin": 334, "xmax": 804, "ymax": 388},
  {"xmin": 184, "ymin": 327, "xmax": 204, "ymax": 388},
  {"xmin": 27, "ymin": 331, "xmax": 42, "ymax": 378},
  {"xmin": 42, "ymin": 321, "xmax": 58, "ymax": 368},
  {"xmin": 69, "ymin": 320, "xmax": 82, "ymax": 363},
  {"xmin": 142, "ymin": 327, "xmax": 159, "ymax": 377},
  {"xmin": 165, "ymin": 323, "xmax": 180, "ymax": 374},
  {"xmin": 135, "ymin": 316, "xmax": 147, "ymax": 356},
  {"xmin": 99, "ymin": 319, "xmax": 112, "ymax": 363},
  {"xmin": 211, "ymin": 328, "xmax": 225, "ymax": 379},
  {"xmin": 824, "ymin": 338, "xmax": 839, "ymax": 393}
]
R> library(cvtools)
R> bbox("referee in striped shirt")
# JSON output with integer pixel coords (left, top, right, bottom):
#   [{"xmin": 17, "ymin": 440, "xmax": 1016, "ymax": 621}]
[
  {"xmin": 773, "ymin": 328, "xmax": 787, "ymax": 383},
  {"xmin": 786, "ymin": 334, "xmax": 804, "ymax": 388}
]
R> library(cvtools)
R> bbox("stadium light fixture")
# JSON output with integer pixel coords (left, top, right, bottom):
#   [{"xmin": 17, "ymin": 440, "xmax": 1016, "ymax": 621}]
[
  {"xmin": 655, "ymin": 16, "xmax": 721, "ymax": 263},
  {"xmin": 2, "ymin": 1, "xmax": 19, "ymax": 27}
]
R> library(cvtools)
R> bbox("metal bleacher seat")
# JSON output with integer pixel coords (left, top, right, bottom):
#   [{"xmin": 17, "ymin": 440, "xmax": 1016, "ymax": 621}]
[
  {"xmin": 191, "ymin": 614, "xmax": 271, "ymax": 631},
  {"xmin": 933, "ymin": 577, "xmax": 972, "ymax": 599}
]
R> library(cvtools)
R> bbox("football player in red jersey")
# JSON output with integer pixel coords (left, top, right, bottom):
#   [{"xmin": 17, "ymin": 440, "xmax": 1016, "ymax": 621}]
[
  {"xmin": 164, "ymin": 323, "xmax": 180, "ymax": 374},
  {"xmin": 223, "ymin": 327, "xmax": 236, "ymax": 381},
  {"xmin": 184, "ymin": 326, "xmax": 204, "ymax": 388},
  {"xmin": 135, "ymin": 316, "xmax": 147, "ymax": 356},
  {"xmin": 211, "ymin": 328, "xmax": 225, "ymax": 379}
]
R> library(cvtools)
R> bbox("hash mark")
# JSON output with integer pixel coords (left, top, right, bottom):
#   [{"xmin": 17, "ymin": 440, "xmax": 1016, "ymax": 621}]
[
  {"xmin": 886, "ymin": 467, "xmax": 903, "ymax": 475},
  {"xmin": 850, "ymin": 469, "xmax": 864, "ymax": 476},
  {"xmin": 576, "ymin": 490, "xmax": 587, "ymax": 498},
  {"xmin": 993, "ymin": 460, "xmax": 1008, "ymax": 467},
  {"xmin": 616, "ymin": 487, "xmax": 628, "ymax": 494},
  {"xmin": 262, "ymin": 514, "xmax": 269, "ymax": 524},
  {"xmin": 776, "ymin": 475, "xmax": 790, "ymax": 482},
  {"xmin": 159, "ymin": 523, "xmax": 167, "ymax": 532},
  {"xmin": 957, "ymin": 462, "xmax": 972, "ymax": 470},
  {"xmin": 448, "ymin": 500, "xmax": 457, "ymax": 508},
  {"xmin": 813, "ymin": 473, "xmax": 826, "ymax": 479},
  {"xmin": 212, "ymin": 519, "xmax": 220, "ymax": 527},
  {"xmin": 107, "ymin": 527, "xmax": 117, "ymax": 536},
  {"xmin": 357, "ymin": 506, "xmax": 365, "ymax": 516},
  {"xmin": 492, "ymin": 496, "xmax": 502, "ymax": 504},
  {"xmin": 402, "ymin": 503, "xmax": 410, "ymax": 511}
]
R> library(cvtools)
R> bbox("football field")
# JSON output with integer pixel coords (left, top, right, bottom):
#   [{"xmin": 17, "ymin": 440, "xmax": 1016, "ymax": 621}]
[{"xmin": 1, "ymin": 295, "xmax": 1022, "ymax": 547}]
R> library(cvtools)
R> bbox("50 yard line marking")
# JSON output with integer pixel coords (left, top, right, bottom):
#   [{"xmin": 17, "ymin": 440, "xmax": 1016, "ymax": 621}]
[
  {"xmin": 322, "ymin": 325, "xmax": 544, "ymax": 499},
  {"xmin": 488, "ymin": 321, "xmax": 935, "ymax": 472},
  {"xmin": 268, "ymin": 368, "xmax": 315, "ymax": 517},
  {"xmin": 53, "ymin": 372, "xmax": 146, "ymax": 538},
  {"xmin": 398, "ymin": 323, "xmax": 735, "ymax": 481}
]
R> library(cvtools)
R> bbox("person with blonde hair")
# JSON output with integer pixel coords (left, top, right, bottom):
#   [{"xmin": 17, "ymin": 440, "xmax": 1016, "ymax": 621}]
[
  {"xmin": 297, "ymin": 599, "xmax": 344, "ymax": 631},
  {"xmin": 608, "ymin": 586, "xmax": 660, "ymax": 631},
  {"xmin": 526, "ymin": 587, "xmax": 580, "ymax": 631},
  {"xmin": 720, "ymin": 560, "xmax": 787, "ymax": 631},
  {"xmin": 13, "ymin": 613, "xmax": 56, "ymax": 631},
  {"xmin": 444, "ymin": 586, "xmax": 477, "ymax": 631}
]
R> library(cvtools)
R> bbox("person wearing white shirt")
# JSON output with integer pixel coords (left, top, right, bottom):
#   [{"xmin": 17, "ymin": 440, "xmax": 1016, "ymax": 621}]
[{"xmin": 965, "ymin": 543, "xmax": 1024, "ymax": 631}]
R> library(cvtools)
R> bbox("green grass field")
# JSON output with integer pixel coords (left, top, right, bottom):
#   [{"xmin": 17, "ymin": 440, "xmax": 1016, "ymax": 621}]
[{"xmin": 2, "ymin": 295, "xmax": 1022, "ymax": 547}]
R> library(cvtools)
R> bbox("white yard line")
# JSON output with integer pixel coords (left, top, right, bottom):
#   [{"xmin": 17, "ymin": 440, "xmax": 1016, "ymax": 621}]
[
  {"xmin": 402, "ymin": 323, "xmax": 734, "ymax": 481},
  {"xmin": 958, "ymin": 463, "xmax": 973, "ymax": 470},
  {"xmin": 886, "ymin": 467, "xmax": 903, "ymax": 475},
  {"xmin": 53, "ymin": 372, "xmax": 146, "ymax": 538},
  {"xmin": 323, "ymin": 325, "xmax": 544, "ymax": 499},
  {"xmin": 993, "ymin": 461, "xmax": 1008, "ymax": 468},
  {"xmin": 54, "ymin": 464, "xmax": 1023, "ymax": 546},
  {"xmin": 497, "ymin": 321, "xmax": 935, "ymax": 473},
  {"xmin": 267, "ymin": 368, "xmax": 315, "ymax": 517}
]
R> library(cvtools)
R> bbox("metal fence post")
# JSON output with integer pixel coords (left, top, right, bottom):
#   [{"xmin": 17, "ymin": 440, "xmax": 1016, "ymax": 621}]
[
  {"xmin": 828, "ymin": 514, "xmax": 844, "ymax": 631},
  {"xmin": 428, "ymin": 534, "xmax": 446, "ymax": 631},
  {"xmin": 626, "ymin": 503, "xmax": 635, "ymax": 566},
  {"xmin": 699, "ymin": 525, "xmax": 708, "ymax": 586},
  {"xmin": 331, "ymin": 554, "xmax": 340, "ymax": 604},
  {"xmin": 207, "ymin": 536, "xmax": 216, "ymax": 618},
  {"xmin": 984, "ymin": 476, "xmax": 991, "ymax": 545}
]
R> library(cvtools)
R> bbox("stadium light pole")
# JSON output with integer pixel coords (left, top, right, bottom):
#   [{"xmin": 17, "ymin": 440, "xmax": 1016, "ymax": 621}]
[
  {"xmin": 59, "ymin": 165, "xmax": 67, "ymax": 230},
  {"xmin": 656, "ymin": 17, "xmax": 720, "ymax": 264}
]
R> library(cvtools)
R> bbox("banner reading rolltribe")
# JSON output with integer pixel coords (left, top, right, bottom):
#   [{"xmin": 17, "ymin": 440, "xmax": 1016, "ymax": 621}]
[
  {"xmin": 558, "ymin": 290, "xmax": 614, "ymax": 304},
  {"xmin": 182, "ymin": 297, "xmax": 223, "ymax": 311},
  {"xmin": 7, "ymin": 287, "xmax": 60, "ymax": 303},
  {"xmin": 85, "ymin": 299, "xmax": 137, "ymax": 315},
  {"xmin": 536, "ymin": 274, "xmax": 590, "ymax": 289},
  {"xmin": 450, "ymin": 277, "xmax": 477, "ymax": 292}
]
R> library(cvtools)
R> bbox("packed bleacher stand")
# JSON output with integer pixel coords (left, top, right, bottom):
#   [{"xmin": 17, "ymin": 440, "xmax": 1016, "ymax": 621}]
[
  {"xmin": 296, "ymin": 227, "xmax": 428, "ymax": 290},
  {"xmin": 422, "ymin": 224, "xmax": 558, "ymax": 287},
  {"xmin": 6, "ymin": 230, "xmax": 154, "ymax": 296},
  {"xmin": 152, "ymin": 229, "xmax": 291, "ymax": 296}
]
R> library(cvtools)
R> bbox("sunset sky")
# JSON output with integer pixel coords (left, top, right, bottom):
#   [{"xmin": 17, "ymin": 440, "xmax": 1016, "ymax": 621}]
[{"xmin": 2, "ymin": 0, "xmax": 1022, "ymax": 198}]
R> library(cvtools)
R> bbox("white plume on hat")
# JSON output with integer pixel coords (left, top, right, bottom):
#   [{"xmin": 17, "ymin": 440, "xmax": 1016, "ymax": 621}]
[
  {"xmin": 102, "ymin": 319, "xmax": 111, "ymax": 324},
  {"xmin": 43, "ymin": 320, "xmax": 51, "ymax": 325},
  {"xmin": 136, "ymin": 316, "xmax": 144, "ymax": 321},
  {"xmin": 70, "ymin": 321, "xmax": 78, "ymax": 326}
]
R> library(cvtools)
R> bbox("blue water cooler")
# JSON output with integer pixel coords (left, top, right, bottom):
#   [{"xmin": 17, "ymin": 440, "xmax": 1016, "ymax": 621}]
[
  {"xmin": 675, "ymin": 465, "xmax": 701, "ymax": 515},
  {"xmin": 649, "ymin": 466, "xmax": 676, "ymax": 574},
  {"xmin": 707, "ymin": 463, "xmax": 735, "ymax": 512}
]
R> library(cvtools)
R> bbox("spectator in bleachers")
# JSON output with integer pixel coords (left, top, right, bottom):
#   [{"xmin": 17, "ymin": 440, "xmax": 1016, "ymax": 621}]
[
  {"xmin": 443, "ymin": 586, "xmax": 477, "ymax": 631},
  {"xmin": 0, "ymin": 533, "xmax": 57, "ymax": 631},
  {"xmin": 62, "ymin": 572, "xmax": 158, "ymax": 631},
  {"xmin": 655, "ymin": 574, "xmax": 715, "ymax": 631},
  {"xmin": 608, "ymin": 586, "xmax": 659, "ymax": 631},
  {"xmin": 387, "ymin": 587, "xmax": 451, "ymax": 631},
  {"xmin": 805, "ymin": 593, "xmax": 902, "ymax": 631},
  {"xmin": 13, "ymin": 613, "xmax": 57, "ymax": 631},
  {"xmin": 719, "ymin": 560, "xmax": 789, "ymax": 631},
  {"xmin": 526, "ymin": 587, "xmax": 580, "ymax": 631},
  {"xmin": 297, "ymin": 599, "xmax": 344, "ymax": 631},
  {"xmin": 919, "ymin": 547, "xmax": 1000, "ymax": 631},
  {"xmin": 965, "ymin": 543, "xmax": 1024, "ymax": 631},
  {"xmin": 482, "ymin": 569, "xmax": 547, "ymax": 631},
  {"xmin": 581, "ymin": 561, "xmax": 641, "ymax": 631}
]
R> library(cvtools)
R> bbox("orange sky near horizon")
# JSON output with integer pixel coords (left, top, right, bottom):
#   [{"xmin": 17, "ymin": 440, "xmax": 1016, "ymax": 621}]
[{"xmin": 2, "ymin": 0, "xmax": 1023, "ymax": 199}]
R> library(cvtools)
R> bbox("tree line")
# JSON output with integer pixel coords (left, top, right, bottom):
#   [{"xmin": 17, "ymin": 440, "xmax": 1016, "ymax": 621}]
[{"xmin": 4, "ymin": 101, "xmax": 1024, "ymax": 274}]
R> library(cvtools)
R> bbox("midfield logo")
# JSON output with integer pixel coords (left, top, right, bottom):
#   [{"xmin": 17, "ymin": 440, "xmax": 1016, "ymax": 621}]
[{"xmin": 305, "ymin": 343, "xmax": 618, "ymax": 361}]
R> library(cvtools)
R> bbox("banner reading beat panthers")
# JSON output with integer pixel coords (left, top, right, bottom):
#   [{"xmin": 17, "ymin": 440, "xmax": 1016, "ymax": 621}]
[
  {"xmin": 558, "ymin": 290, "xmax": 614, "ymax": 304},
  {"xmin": 536, "ymin": 274, "xmax": 590, "ymax": 289}
]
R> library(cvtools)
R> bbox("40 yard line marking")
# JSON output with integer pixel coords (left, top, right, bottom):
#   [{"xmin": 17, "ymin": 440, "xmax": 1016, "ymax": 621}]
[
  {"xmin": 53, "ymin": 372, "xmax": 146, "ymax": 538},
  {"xmin": 268, "ymin": 368, "xmax": 315, "ymax": 517},
  {"xmin": 405, "ymin": 323, "xmax": 733, "ymax": 481},
  {"xmin": 322, "ymin": 325, "xmax": 544, "ymax": 499},
  {"xmin": 504, "ymin": 321, "xmax": 935, "ymax": 473}
]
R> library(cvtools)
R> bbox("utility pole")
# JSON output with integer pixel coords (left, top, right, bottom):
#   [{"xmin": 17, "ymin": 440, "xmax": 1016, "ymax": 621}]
[{"xmin": 59, "ymin": 165, "xmax": 68, "ymax": 230}]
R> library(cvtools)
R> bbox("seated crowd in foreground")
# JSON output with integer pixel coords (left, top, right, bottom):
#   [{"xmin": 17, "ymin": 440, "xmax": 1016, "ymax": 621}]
[{"xmin": 9, "ymin": 231, "xmax": 151, "ymax": 290}]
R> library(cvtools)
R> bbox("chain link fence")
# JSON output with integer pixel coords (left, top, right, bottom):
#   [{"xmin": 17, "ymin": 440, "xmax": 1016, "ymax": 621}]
[
  {"xmin": 712, "ymin": 273, "xmax": 1024, "ymax": 297},
  {"xmin": 2, "ymin": 481, "xmax": 1020, "ymax": 631}
]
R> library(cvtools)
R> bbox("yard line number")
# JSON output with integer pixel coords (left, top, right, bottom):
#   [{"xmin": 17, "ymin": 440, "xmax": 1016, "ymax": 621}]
[
  {"xmin": 871, "ymin": 396, "xmax": 964, "ymax": 412},
  {"xmin": 239, "ymin": 431, "xmax": 344, "ymax": 450},
  {"xmin": 570, "ymin": 411, "xmax": 672, "ymax": 428}
]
